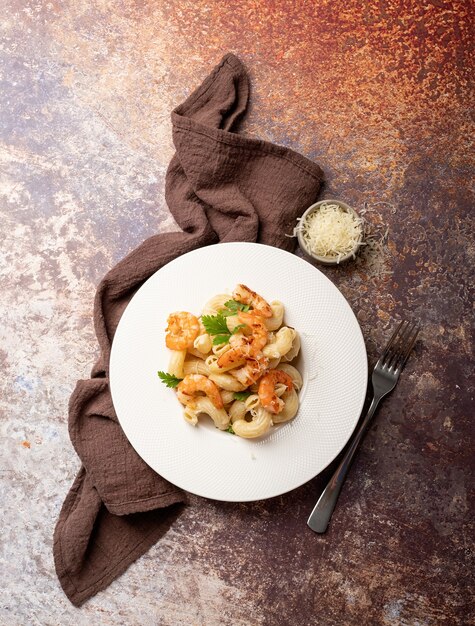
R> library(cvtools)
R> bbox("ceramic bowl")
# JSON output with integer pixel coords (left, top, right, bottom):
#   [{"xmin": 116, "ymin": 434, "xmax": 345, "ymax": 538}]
[{"xmin": 297, "ymin": 199, "xmax": 363, "ymax": 265}]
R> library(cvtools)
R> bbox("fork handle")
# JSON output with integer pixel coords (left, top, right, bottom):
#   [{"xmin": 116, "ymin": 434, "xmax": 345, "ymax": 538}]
[{"xmin": 307, "ymin": 395, "xmax": 381, "ymax": 533}]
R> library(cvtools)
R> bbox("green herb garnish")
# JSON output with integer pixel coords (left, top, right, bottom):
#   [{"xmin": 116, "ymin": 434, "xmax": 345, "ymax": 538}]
[
  {"xmin": 212, "ymin": 334, "xmax": 232, "ymax": 346},
  {"xmin": 203, "ymin": 313, "xmax": 247, "ymax": 345},
  {"xmin": 232, "ymin": 391, "xmax": 252, "ymax": 402},
  {"xmin": 202, "ymin": 312, "xmax": 229, "ymax": 336},
  {"xmin": 222, "ymin": 299, "xmax": 251, "ymax": 316},
  {"xmin": 225, "ymin": 425, "xmax": 236, "ymax": 434},
  {"xmin": 232, "ymin": 323, "xmax": 247, "ymax": 333},
  {"xmin": 157, "ymin": 371, "xmax": 183, "ymax": 388}
]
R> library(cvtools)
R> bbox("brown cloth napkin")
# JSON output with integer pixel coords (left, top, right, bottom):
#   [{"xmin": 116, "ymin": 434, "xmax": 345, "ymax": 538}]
[{"xmin": 53, "ymin": 53, "xmax": 323, "ymax": 606}]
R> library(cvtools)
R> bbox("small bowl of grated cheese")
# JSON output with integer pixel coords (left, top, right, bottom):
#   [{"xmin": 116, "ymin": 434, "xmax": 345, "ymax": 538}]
[{"xmin": 295, "ymin": 199, "xmax": 363, "ymax": 265}]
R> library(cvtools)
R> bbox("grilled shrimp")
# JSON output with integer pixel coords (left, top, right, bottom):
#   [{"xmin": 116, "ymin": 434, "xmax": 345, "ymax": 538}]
[
  {"xmin": 232, "ymin": 353, "xmax": 270, "ymax": 387},
  {"xmin": 233, "ymin": 284, "xmax": 273, "ymax": 318},
  {"xmin": 258, "ymin": 369, "xmax": 294, "ymax": 414},
  {"xmin": 217, "ymin": 311, "xmax": 268, "ymax": 369},
  {"xmin": 237, "ymin": 311, "xmax": 268, "ymax": 353},
  {"xmin": 216, "ymin": 347, "xmax": 247, "ymax": 369},
  {"xmin": 166, "ymin": 312, "xmax": 200, "ymax": 350},
  {"xmin": 176, "ymin": 374, "xmax": 224, "ymax": 409}
]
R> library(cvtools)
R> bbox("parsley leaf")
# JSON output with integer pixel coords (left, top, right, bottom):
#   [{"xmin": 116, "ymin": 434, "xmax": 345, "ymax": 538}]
[
  {"xmin": 201, "ymin": 312, "xmax": 229, "ymax": 336},
  {"xmin": 222, "ymin": 299, "xmax": 251, "ymax": 315},
  {"xmin": 231, "ymin": 324, "xmax": 246, "ymax": 334},
  {"xmin": 226, "ymin": 424, "xmax": 236, "ymax": 434},
  {"xmin": 157, "ymin": 371, "xmax": 183, "ymax": 388},
  {"xmin": 212, "ymin": 333, "xmax": 231, "ymax": 346},
  {"xmin": 233, "ymin": 391, "xmax": 252, "ymax": 401},
  {"xmin": 211, "ymin": 323, "xmax": 248, "ymax": 345},
  {"xmin": 202, "ymin": 313, "xmax": 248, "ymax": 346}
]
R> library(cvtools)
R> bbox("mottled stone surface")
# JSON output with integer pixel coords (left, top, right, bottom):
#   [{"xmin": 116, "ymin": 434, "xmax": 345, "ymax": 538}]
[{"xmin": 1, "ymin": 1, "xmax": 473, "ymax": 624}]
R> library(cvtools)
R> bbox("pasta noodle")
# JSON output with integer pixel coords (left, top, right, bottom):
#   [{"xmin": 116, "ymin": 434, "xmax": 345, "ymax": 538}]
[
  {"xmin": 225, "ymin": 315, "xmax": 242, "ymax": 333},
  {"xmin": 194, "ymin": 333, "xmax": 212, "ymax": 354},
  {"xmin": 267, "ymin": 356, "xmax": 281, "ymax": 370},
  {"xmin": 220, "ymin": 390, "xmax": 236, "ymax": 406},
  {"xmin": 272, "ymin": 389, "xmax": 299, "ymax": 423},
  {"xmin": 264, "ymin": 301, "xmax": 284, "ymax": 331},
  {"xmin": 186, "ymin": 346, "xmax": 208, "ymax": 360},
  {"xmin": 201, "ymin": 294, "xmax": 230, "ymax": 316},
  {"xmin": 168, "ymin": 350, "xmax": 186, "ymax": 378},
  {"xmin": 183, "ymin": 358, "xmax": 211, "ymax": 376},
  {"xmin": 159, "ymin": 284, "xmax": 304, "ymax": 439},
  {"xmin": 276, "ymin": 363, "xmax": 303, "ymax": 391},
  {"xmin": 244, "ymin": 394, "xmax": 260, "ymax": 411},
  {"xmin": 229, "ymin": 399, "xmax": 247, "ymax": 422},
  {"xmin": 183, "ymin": 404, "xmax": 199, "ymax": 426},
  {"xmin": 212, "ymin": 342, "xmax": 231, "ymax": 357},
  {"xmin": 280, "ymin": 331, "xmax": 301, "ymax": 362},
  {"xmin": 262, "ymin": 327, "xmax": 295, "ymax": 359},
  {"xmin": 192, "ymin": 397, "xmax": 229, "ymax": 430},
  {"xmin": 209, "ymin": 373, "xmax": 246, "ymax": 392},
  {"xmin": 232, "ymin": 406, "xmax": 273, "ymax": 438}
]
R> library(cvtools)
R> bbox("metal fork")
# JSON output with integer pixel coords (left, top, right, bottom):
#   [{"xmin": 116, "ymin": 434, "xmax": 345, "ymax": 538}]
[{"xmin": 307, "ymin": 320, "xmax": 420, "ymax": 533}]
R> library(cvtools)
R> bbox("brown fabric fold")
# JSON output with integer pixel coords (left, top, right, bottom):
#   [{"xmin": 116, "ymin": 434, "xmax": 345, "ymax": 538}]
[{"xmin": 53, "ymin": 53, "xmax": 323, "ymax": 606}]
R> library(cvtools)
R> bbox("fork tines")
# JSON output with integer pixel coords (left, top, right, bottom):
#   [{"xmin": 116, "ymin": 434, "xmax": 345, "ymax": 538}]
[{"xmin": 380, "ymin": 320, "xmax": 420, "ymax": 372}]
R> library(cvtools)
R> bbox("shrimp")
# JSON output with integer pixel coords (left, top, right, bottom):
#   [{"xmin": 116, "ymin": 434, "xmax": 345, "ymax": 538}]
[
  {"xmin": 232, "ymin": 354, "xmax": 270, "ymax": 387},
  {"xmin": 217, "ymin": 311, "xmax": 268, "ymax": 370},
  {"xmin": 258, "ymin": 369, "xmax": 294, "ymax": 414},
  {"xmin": 236, "ymin": 311, "xmax": 269, "ymax": 353},
  {"xmin": 176, "ymin": 374, "xmax": 224, "ymax": 409},
  {"xmin": 166, "ymin": 312, "xmax": 200, "ymax": 350},
  {"xmin": 233, "ymin": 284, "xmax": 273, "ymax": 318},
  {"xmin": 216, "ymin": 347, "xmax": 247, "ymax": 370}
]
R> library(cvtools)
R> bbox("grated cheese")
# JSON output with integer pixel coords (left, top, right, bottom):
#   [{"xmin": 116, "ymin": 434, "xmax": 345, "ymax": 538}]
[{"xmin": 296, "ymin": 202, "xmax": 362, "ymax": 261}]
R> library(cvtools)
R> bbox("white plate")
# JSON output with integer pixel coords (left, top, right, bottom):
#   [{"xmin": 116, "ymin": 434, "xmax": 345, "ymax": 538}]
[{"xmin": 110, "ymin": 242, "xmax": 367, "ymax": 502}]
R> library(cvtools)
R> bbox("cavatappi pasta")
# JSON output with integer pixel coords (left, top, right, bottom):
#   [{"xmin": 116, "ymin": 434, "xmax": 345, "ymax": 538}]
[{"xmin": 157, "ymin": 284, "xmax": 303, "ymax": 439}]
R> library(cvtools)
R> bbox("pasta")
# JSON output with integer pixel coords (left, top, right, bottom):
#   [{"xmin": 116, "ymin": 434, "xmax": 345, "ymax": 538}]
[
  {"xmin": 220, "ymin": 390, "xmax": 236, "ymax": 406},
  {"xmin": 281, "ymin": 331, "xmax": 301, "ymax": 362},
  {"xmin": 182, "ymin": 358, "xmax": 211, "ymax": 376},
  {"xmin": 275, "ymin": 363, "xmax": 303, "ymax": 391},
  {"xmin": 201, "ymin": 294, "xmax": 230, "ymax": 316},
  {"xmin": 193, "ymin": 333, "xmax": 212, "ymax": 354},
  {"xmin": 264, "ymin": 301, "xmax": 284, "ymax": 331},
  {"xmin": 192, "ymin": 397, "xmax": 229, "ymax": 430},
  {"xmin": 209, "ymin": 372, "xmax": 246, "ymax": 392},
  {"xmin": 186, "ymin": 346, "xmax": 208, "ymax": 360},
  {"xmin": 272, "ymin": 388, "xmax": 299, "ymax": 424},
  {"xmin": 232, "ymin": 406, "xmax": 273, "ymax": 438},
  {"xmin": 224, "ymin": 314, "xmax": 243, "ymax": 333},
  {"xmin": 158, "ymin": 284, "xmax": 303, "ymax": 439},
  {"xmin": 168, "ymin": 349, "xmax": 186, "ymax": 378},
  {"xmin": 262, "ymin": 327, "xmax": 296, "ymax": 359},
  {"xmin": 228, "ymin": 399, "xmax": 247, "ymax": 422}
]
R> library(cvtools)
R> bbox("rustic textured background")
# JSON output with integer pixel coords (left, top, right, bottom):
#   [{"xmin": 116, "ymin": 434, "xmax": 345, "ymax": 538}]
[{"xmin": 1, "ymin": 1, "xmax": 473, "ymax": 624}]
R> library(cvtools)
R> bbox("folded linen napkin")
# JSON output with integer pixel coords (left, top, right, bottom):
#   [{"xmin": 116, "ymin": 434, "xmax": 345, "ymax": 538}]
[{"xmin": 54, "ymin": 53, "xmax": 323, "ymax": 606}]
